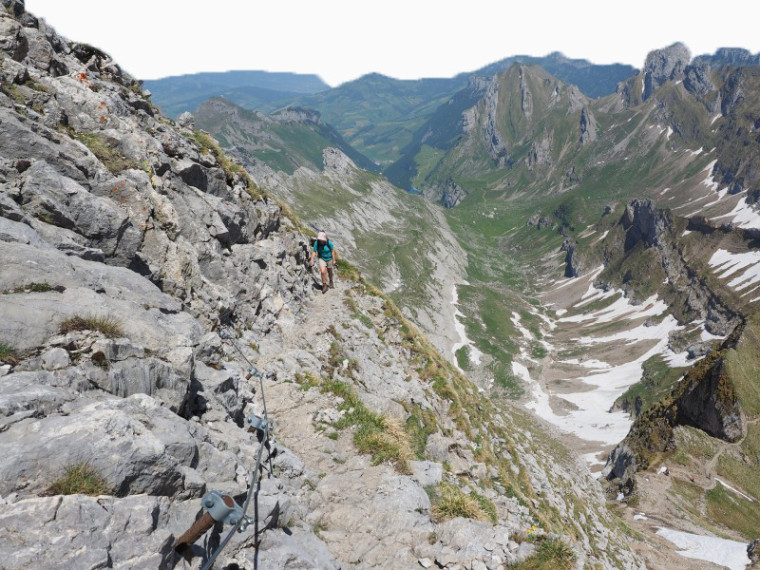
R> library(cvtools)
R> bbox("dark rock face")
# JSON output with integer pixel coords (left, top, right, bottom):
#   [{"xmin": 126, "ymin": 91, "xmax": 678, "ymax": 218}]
[
  {"xmin": 676, "ymin": 351, "xmax": 743, "ymax": 441},
  {"xmin": 642, "ymin": 43, "xmax": 691, "ymax": 101},
  {"xmin": 683, "ymin": 61, "xmax": 716, "ymax": 97},
  {"xmin": 560, "ymin": 237, "xmax": 581, "ymax": 277},
  {"xmin": 748, "ymin": 539, "xmax": 760, "ymax": 567},
  {"xmin": 602, "ymin": 444, "xmax": 637, "ymax": 496}
]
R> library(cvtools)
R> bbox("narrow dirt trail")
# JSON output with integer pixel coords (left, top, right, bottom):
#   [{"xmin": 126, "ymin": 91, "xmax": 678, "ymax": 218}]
[{"xmin": 256, "ymin": 267, "xmax": 348, "ymax": 372}]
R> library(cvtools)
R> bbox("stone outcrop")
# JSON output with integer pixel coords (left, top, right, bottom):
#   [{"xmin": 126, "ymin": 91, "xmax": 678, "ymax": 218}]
[
  {"xmin": 579, "ymin": 106, "xmax": 597, "ymax": 144},
  {"xmin": 526, "ymin": 131, "xmax": 553, "ymax": 170},
  {"xmin": 425, "ymin": 177, "xmax": 467, "ymax": 209},
  {"xmin": 482, "ymin": 77, "xmax": 510, "ymax": 166}
]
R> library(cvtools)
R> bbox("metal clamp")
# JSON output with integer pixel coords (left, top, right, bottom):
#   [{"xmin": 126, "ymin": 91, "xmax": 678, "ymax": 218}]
[
  {"xmin": 202, "ymin": 490, "xmax": 247, "ymax": 527},
  {"xmin": 247, "ymin": 413, "xmax": 272, "ymax": 436}
]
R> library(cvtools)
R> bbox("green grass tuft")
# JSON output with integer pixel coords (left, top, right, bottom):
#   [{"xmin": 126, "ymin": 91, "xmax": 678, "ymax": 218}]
[
  {"xmin": 59, "ymin": 315, "xmax": 123, "ymax": 338},
  {"xmin": 0, "ymin": 343, "xmax": 19, "ymax": 365},
  {"xmin": 46, "ymin": 462, "xmax": 111, "ymax": 496},
  {"xmin": 430, "ymin": 482, "xmax": 490, "ymax": 522},
  {"xmin": 512, "ymin": 538, "xmax": 575, "ymax": 570}
]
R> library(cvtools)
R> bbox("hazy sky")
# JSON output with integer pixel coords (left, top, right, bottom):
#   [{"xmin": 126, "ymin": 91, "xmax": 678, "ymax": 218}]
[{"xmin": 24, "ymin": 0, "xmax": 760, "ymax": 87}]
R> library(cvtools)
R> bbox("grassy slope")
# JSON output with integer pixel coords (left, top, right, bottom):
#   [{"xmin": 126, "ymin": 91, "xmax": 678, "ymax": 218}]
[{"xmin": 195, "ymin": 98, "xmax": 378, "ymax": 175}]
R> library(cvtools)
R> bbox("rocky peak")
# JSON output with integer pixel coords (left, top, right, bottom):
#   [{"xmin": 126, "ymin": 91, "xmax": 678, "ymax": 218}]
[
  {"xmin": 642, "ymin": 42, "xmax": 691, "ymax": 100},
  {"xmin": 683, "ymin": 60, "xmax": 716, "ymax": 99}
]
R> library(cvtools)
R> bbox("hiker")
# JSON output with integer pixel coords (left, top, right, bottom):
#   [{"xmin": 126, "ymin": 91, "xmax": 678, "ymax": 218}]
[{"xmin": 309, "ymin": 231, "xmax": 338, "ymax": 293}]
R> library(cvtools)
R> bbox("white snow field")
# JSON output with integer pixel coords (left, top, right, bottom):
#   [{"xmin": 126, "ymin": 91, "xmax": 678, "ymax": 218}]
[
  {"xmin": 656, "ymin": 528, "xmax": 751, "ymax": 570},
  {"xmin": 513, "ymin": 292, "xmax": 690, "ymax": 446}
]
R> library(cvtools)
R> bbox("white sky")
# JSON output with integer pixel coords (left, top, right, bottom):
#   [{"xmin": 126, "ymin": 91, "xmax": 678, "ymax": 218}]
[{"xmin": 24, "ymin": 0, "xmax": 760, "ymax": 87}]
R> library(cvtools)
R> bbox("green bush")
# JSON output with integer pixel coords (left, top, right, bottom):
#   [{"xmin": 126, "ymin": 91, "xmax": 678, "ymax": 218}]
[{"xmin": 47, "ymin": 462, "xmax": 110, "ymax": 496}]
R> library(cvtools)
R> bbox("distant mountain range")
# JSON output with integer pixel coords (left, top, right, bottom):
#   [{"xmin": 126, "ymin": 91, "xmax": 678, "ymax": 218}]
[
  {"xmin": 147, "ymin": 54, "xmax": 639, "ymax": 165},
  {"xmin": 143, "ymin": 70, "xmax": 329, "ymax": 118}
]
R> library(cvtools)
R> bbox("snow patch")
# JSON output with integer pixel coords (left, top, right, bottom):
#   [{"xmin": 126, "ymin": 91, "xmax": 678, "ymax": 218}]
[
  {"xmin": 656, "ymin": 528, "xmax": 751, "ymax": 570},
  {"xmin": 709, "ymin": 249, "xmax": 760, "ymax": 291},
  {"xmin": 450, "ymin": 283, "xmax": 483, "ymax": 369},
  {"xmin": 713, "ymin": 196, "xmax": 760, "ymax": 230},
  {"xmin": 560, "ymin": 294, "xmax": 667, "ymax": 325},
  {"xmin": 716, "ymin": 478, "xmax": 757, "ymax": 503}
]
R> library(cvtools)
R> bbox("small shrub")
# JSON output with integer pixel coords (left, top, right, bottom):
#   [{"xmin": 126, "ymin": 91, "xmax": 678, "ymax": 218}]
[
  {"xmin": 59, "ymin": 315, "xmax": 123, "ymax": 338},
  {"xmin": 47, "ymin": 462, "xmax": 110, "ymax": 496},
  {"xmin": 0, "ymin": 343, "xmax": 19, "ymax": 365}
]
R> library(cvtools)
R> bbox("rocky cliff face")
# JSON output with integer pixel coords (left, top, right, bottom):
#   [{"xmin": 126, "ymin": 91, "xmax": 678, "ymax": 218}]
[
  {"xmin": 0, "ymin": 3, "xmax": 644, "ymax": 569},
  {"xmin": 604, "ymin": 320, "xmax": 746, "ymax": 491}
]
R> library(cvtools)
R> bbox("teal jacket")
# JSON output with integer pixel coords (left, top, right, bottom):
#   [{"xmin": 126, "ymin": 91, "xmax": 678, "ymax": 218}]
[{"xmin": 314, "ymin": 240, "xmax": 334, "ymax": 261}]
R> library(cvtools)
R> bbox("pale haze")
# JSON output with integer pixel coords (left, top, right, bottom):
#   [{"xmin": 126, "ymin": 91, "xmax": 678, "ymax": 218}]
[{"xmin": 24, "ymin": 0, "xmax": 760, "ymax": 86}]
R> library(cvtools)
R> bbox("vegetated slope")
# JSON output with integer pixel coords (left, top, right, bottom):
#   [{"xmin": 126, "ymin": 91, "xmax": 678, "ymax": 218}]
[
  {"xmin": 194, "ymin": 96, "xmax": 380, "ymax": 174},
  {"xmin": 0, "ymin": 3, "xmax": 645, "ymax": 569},
  {"xmin": 195, "ymin": 97, "xmax": 469, "ymax": 360},
  {"xmin": 281, "ymin": 73, "xmax": 469, "ymax": 166},
  {"xmin": 143, "ymin": 69, "xmax": 329, "ymax": 118}
]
